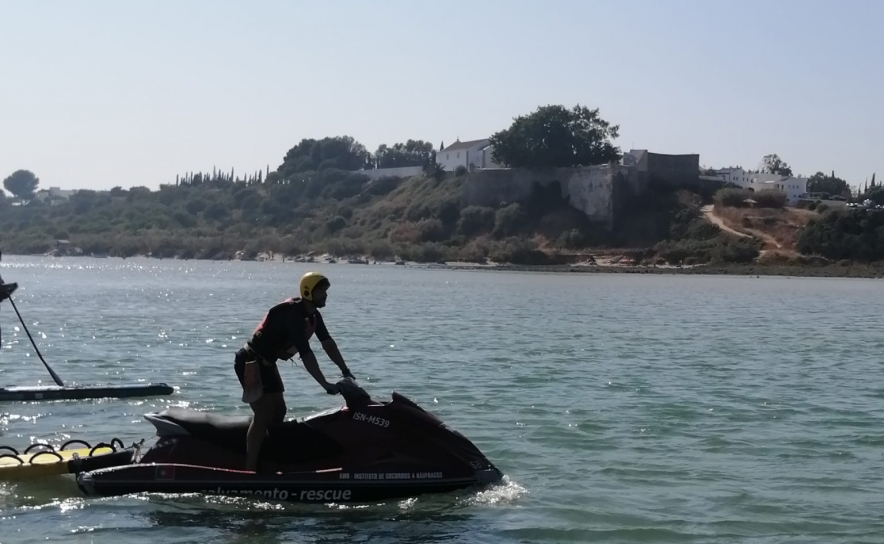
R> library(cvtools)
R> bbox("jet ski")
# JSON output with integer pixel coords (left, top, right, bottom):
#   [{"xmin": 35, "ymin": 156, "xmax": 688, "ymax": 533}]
[{"xmin": 77, "ymin": 378, "xmax": 502, "ymax": 503}]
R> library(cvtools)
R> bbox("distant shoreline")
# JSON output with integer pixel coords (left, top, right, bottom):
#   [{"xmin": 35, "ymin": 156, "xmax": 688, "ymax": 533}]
[
  {"xmin": 454, "ymin": 263, "xmax": 884, "ymax": 279},
  {"xmin": 4, "ymin": 252, "xmax": 883, "ymax": 280},
  {"xmin": 409, "ymin": 261, "xmax": 884, "ymax": 279}
]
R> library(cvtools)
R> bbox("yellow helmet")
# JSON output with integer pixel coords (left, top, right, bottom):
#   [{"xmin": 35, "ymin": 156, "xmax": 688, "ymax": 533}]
[{"xmin": 299, "ymin": 272, "xmax": 330, "ymax": 301}]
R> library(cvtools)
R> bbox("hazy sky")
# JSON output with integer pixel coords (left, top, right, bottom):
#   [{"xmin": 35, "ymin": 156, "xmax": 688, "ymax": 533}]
[{"xmin": 1, "ymin": 0, "xmax": 881, "ymax": 193}]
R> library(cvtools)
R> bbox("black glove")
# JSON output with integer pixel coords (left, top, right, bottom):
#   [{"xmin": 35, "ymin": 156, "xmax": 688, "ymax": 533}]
[
  {"xmin": 324, "ymin": 383, "xmax": 340, "ymax": 395},
  {"xmin": 341, "ymin": 367, "xmax": 355, "ymax": 380}
]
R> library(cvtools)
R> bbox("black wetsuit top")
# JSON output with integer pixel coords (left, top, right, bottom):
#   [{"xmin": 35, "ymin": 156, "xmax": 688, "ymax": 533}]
[{"xmin": 244, "ymin": 297, "xmax": 330, "ymax": 364}]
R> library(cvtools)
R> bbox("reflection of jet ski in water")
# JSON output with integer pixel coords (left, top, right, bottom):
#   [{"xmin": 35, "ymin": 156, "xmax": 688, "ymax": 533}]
[{"xmin": 77, "ymin": 378, "xmax": 503, "ymax": 503}]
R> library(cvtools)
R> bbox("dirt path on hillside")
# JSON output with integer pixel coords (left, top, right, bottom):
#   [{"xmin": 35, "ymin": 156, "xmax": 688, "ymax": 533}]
[
  {"xmin": 701, "ymin": 205, "xmax": 751, "ymax": 239},
  {"xmin": 700, "ymin": 205, "xmax": 783, "ymax": 250},
  {"xmin": 745, "ymin": 228, "xmax": 783, "ymax": 249}
]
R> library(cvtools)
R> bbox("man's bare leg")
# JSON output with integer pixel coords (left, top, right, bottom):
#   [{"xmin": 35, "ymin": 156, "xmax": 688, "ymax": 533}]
[{"xmin": 246, "ymin": 392, "xmax": 285, "ymax": 472}]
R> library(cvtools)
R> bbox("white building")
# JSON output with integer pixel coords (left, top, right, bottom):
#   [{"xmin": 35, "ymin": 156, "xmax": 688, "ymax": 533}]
[
  {"xmin": 711, "ymin": 167, "xmax": 807, "ymax": 205},
  {"xmin": 437, "ymin": 138, "xmax": 502, "ymax": 172},
  {"xmin": 713, "ymin": 167, "xmax": 751, "ymax": 186},
  {"xmin": 34, "ymin": 186, "xmax": 76, "ymax": 206},
  {"xmin": 747, "ymin": 174, "xmax": 808, "ymax": 205}
]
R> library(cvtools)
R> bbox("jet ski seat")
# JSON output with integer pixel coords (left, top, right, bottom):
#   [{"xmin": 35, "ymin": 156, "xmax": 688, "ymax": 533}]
[{"xmin": 148, "ymin": 408, "xmax": 344, "ymax": 463}]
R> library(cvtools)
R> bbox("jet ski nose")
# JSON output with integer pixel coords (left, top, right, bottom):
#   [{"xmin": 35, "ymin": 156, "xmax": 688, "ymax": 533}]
[{"xmin": 474, "ymin": 465, "xmax": 504, "ymax": 485}]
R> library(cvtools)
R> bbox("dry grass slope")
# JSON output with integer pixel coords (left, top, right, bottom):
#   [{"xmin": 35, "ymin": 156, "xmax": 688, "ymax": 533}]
[{"xmin": 711, "ymin": 206, "xmax": 815, "ymax": 252}]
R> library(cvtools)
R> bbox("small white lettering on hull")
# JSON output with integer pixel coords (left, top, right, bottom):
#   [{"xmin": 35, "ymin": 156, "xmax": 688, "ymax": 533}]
[
  {"xmin": 202, "ymin": 487, "xmax": 291, "ymax": 501},
  {"xmin": 201, "ymin": 487, "xmax": 353, "ymax": 502},
  {"xmin": 353, "ymin": 412, "xmax": 390, "ymax": 428},
  {"xmin": 342, "ymin": 472, "xmax": 445, "ymax": 480},
  {"xmin": 300, "ymin": 489, "xmax": 352, "ymax": 501}
]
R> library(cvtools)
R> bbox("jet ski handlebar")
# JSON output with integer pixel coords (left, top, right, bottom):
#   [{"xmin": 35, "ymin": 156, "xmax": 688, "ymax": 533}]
[{"xmin": 334, "ymin": 377, "xmax": 372, "ymax": 406}]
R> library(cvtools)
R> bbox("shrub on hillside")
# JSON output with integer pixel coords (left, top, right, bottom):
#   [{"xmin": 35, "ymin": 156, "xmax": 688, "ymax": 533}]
[
  {"xmin": 710, "ymin": 237, "xmax": 761, "ymax": 263},
  {"xmin": 337, "ymin": 205, "xmax": 353, "ymax": 219},
  {"xmin": 325, "ymin": 173, "xmax": 368, "ymax": 200},
  {"xmin": 366, "ymin": 176, "xmax": 401, "ymax": 196},
  {"xmin": 279, "ymin": 235, "xmax": 304, "ymax": 256},
  {"xmin": 653, "ymin": 239, "xmax": 710, "ymax": 265},
  {"xmin": 405, "ymin": 202, "xmax": 432, "ymax": 222},
  {"xmin": 684, "ymin": 220, "xmax": 720, "ymax": 240},
  {"xmin": 366, "ymin": 240, "xmax": 395, "ymax": 260},
  {"xmin": 325, "ymin": 215, "xmax": 347, "ymax": 233},
  {"xmin": 488, "ymin": 237, "xmax": 553, "ymax": 265},
  {"xmin": 457, "ymin": 206, "xmax": 496, "ymax": 236},
  {"xmin": 493, "ymin": 203, "xmax": 525, "ymax": 238},
  {"xmin": 204, "ymin": 202, "xmax": 229, "ymax": 222},
  {"xmin": 667, "ymin": 206, "xmax": 702, "ymax": 239},
  {"xmin": 452, "ymin": 239, "xmax": 490, "ymax": 263},
  {"xmin": 429, "ymin": 197, "xmax": 461, "ymax": 228},
  {"xmin": 797, "ymin": 208, "xmax": 884, "ymax": 261},
  {"xmin": 714, "ymin": 188, "xmax": 751, "ymax": 208},
  {"xmin": 554, "ymin": 228, "xmax": 587, "ymax": 249},
  {"xmin": 398, "ymin": 242, "xmax": 448, "ymax": 263},
  {"xmin": 186, "ymin": 199, "xmax": 206, "ymax": 215},
  {"xmin": 173, "ymin": 211, "xmax": 197, "ymax": 228},
  {"xmin": 416, "ymin": 218, "xmax": 445, "ymax": 242},
  {"xmin": 753, "ymin": 190, "xmax": 786, "ymax": 208},
  {"xmin": 320, "ymin": 237, "xmax": 365, "ymax": 257},
  {"xmin": 653, "ymin": 235, "xmax": 760, "ymax": 265},
  {"xmin": 388, "ymin": 219, "xmax": 445, "ymax": 244}
]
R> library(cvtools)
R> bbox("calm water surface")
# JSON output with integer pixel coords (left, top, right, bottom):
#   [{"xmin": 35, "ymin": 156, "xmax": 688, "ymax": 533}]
[{"xmin": 0, "ymin": 256, "xmax": 883, "ymax": 543}]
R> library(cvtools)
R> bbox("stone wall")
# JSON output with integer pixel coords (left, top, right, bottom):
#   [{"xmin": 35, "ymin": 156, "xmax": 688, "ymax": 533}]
[
  {"xmin": 462, "ymin": 164, "xmax": 634, "ymax": 229},
  {"xmin": 645, "ymin": 152, "xmax": 700, "ymax": 189},
  {"xmin": 461, "ymin": 151, "xmax": 698, "ymax": 229}
]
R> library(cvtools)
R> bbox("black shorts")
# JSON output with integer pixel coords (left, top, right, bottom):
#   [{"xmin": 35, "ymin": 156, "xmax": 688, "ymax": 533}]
[{"xmin": 234, "ymin": 347, "xmax": 285, "ymax": 394}]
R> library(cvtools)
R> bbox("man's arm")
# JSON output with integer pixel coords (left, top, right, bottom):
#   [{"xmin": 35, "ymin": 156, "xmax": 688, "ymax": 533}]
[
  {"xmin": 300, "ymin": 349, "xmax": 336, "ymax": 392},
  {"xmin": 321, "ymin": 338, "xmax": 353, "ymax": 378},
  {"xmin": 284, "ymin": 313, "xmax": 336, "ymax": 394},
  {"xmin": 294, "ymin": 340, "xmax": 337, "ymax": 394},
  {"xmin": 315, "ymin": 313, "xmax": 353, "ymax": 378}
]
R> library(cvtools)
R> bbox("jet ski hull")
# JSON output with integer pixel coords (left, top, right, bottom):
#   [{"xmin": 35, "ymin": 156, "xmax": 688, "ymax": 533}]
[{"xmin": 77, "ymin": 462, "xmax": 500, "ymax": 503}]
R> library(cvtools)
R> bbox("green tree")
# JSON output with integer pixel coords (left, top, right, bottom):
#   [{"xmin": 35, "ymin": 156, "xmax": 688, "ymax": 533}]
[
  {"xmin": 489, "ymin": 104, "xmax": 620, "ymax": 168},
  {"xmin": 71, "ymin": 190, "xmax": 97, "ymax": 215},
  {"xmin": 760, "ymin": 154, "xmax": 793, "ymax": 176},
  {"xmin": 807, "ymin": 171, "xmax": 849, "ymax": 196},
  {"xmin": 204, "ymin": 202, "xmax": 228, "ymax": 222},
  {"xmin": 276, "ymin": 136, "xmax": 371, "ymax": 178},
  {"xmin": 3, "ymin": 169, "xmax": 40, "ymax": 200},
  {"xmin": 375, "ymin": 140, "xmax": 435, "ymax": 168}
]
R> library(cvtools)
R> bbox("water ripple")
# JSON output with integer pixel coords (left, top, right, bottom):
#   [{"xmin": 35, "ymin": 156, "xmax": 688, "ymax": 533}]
[{"xmin": 2, "ymin": 258, "xmax": 884, "ymax": 542}]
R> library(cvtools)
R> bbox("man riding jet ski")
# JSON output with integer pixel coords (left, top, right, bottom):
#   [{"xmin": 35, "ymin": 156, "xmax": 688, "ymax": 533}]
[
  {"xmin": 76, "ymin": 377, "xmax": 503, "ymax": 503},
  {"xmin": 75, "ymin": 271, "xmax": 502, "ymax": 503},
  {"xmin": 233, "ymin": 271, "xmax": 354, "ymax": 472}
]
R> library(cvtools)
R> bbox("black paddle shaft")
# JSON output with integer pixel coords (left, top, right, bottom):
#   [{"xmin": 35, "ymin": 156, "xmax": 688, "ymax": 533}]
[{"xmin": 7, "ymin": 295, "xmax": 65, "ymax": 387}]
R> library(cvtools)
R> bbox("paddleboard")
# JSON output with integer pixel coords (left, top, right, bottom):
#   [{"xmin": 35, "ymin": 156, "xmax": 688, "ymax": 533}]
[{"xmin": 0, "ymin": 383, "xmax": 174, "ymax": 402}]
